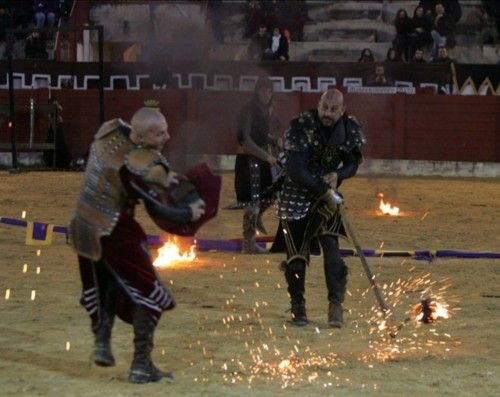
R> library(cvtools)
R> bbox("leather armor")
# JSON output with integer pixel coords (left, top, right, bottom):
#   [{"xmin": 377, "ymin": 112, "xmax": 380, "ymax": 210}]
[
  {"xmin": 69, "ymin": 119, "xmax": 135, "ymax": 261},
  {"xmin": 279, "ymin": 111, "xmax": 364, "ymax": 220}
]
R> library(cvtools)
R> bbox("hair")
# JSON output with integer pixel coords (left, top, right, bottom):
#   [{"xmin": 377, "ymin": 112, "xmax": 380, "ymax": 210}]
[
  {"xmin": 396, "ymin": 8, "xmax": 408, "ymax": 19},
  {"xmin": 358, "ymin": 48, "xmax": 375, "ymax": 62},
  {"xmin": 413, "ymin": 5, "xmax": 424, "ymax": 17},
  {"xmin": 130, "ymin": 107, "xmax": 166, "ymax": 139},
  {"xmin": 386, "ymin": 47, "xmax": 403, "ymax": 62}
]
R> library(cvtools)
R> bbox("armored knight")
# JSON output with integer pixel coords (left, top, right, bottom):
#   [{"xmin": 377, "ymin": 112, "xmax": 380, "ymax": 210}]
[
  {"xmin": 69, "ymin": 108, "xmax": 209, "ymax": 383},
  {"xmin": 234, "ymin": 77, "xmax": 282, "ymax": 253},
  {"xmin": 271, "ymin": 89, "xmax": 365, "ymax": 327}
]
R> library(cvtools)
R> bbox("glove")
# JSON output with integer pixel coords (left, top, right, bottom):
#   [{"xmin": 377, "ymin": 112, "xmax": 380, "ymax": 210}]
[{"xmin": 320, "ymin": 189, "xmax": 343, "ymax": 212}]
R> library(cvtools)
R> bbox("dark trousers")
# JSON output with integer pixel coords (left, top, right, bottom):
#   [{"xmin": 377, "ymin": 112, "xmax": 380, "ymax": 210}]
[{"xmin": 282, "ymin": 218, "xmax": 348, "ymax": 305}]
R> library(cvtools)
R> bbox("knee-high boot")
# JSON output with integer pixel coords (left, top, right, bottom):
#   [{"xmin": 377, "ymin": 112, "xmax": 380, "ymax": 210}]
[
  {"xmin": 284, "ymin": 258, "xmax": 308, "ymax": 325},
  {"xmin": 325, "ymin": 259, "xmax": 348, "ymax": 328},
  {"xmin": 93, "ymin": 274, "xmax": 117, "ymax": 366},
  {"xmin": 128, "ymin": 306, "xmax": 174, "ymax": 384}
]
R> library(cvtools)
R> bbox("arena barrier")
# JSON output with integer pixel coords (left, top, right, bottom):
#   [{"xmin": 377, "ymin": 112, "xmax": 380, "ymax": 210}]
[{"xmin": 1, "ymin": 216, "xmax": 499, "ymax": 263}]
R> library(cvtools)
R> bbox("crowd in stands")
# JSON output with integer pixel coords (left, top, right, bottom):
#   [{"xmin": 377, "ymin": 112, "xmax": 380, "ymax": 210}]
[
  {"xmin": 0, "ymin": 0, "xmax": 73, "ymax": 60},
  {"xmin": 244, "ymin": 0, "xmax": 308, "ymax": 61},
  {"xmin": 390, "ymin": 1, "xmax": 460, "ymax": 63}
]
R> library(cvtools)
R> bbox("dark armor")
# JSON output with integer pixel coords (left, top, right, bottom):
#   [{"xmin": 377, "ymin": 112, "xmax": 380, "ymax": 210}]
[{"xmin": 279, "ymin": 110, "xmax": 364, "ymax": 221}]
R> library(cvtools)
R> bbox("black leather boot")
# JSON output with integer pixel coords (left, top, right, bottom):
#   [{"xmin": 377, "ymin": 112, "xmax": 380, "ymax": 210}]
[
  {"xmin": 93, "ymin": 275, "xmax": 117, "ymax": 367},
  {"xmin": 291, "ymin": 303, "xmax": 308, "ymax": 326},
  {"xmin": 325, "ymin": 259, "xmax": 348, "ymax": 328},
  {"xmin": 93, "ymin": 310, "xmax": 115, "ymax": 366},
  {"xmin": 285, "ymin": 259, "xmax": 308, "ymax": 326},
  {"xmin": 328, "ymin": 301, "xmax": 344, "ymax": 328},
  {"xmin": 128, "ymin": 307, "xmax": 174, "ymax": 384}
]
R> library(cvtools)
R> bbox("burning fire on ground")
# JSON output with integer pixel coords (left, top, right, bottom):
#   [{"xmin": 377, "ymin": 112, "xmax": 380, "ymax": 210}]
[
  {"xmin": 411, "ymin": 297, "xmax": 450, "ymax": 324},
  {"xmin": 377, "ymin": 193, "xmax": 400, "ymax": 216},
  {"xmin": 153, "ymin": 237, "xmax": 196, "ymax": 268}
]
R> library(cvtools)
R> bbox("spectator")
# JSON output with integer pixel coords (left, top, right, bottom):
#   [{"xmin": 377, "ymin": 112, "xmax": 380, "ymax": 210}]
[
  {"xmin": 411, "ymin": 48, "xmax": 427, "ymax": 63},
  {"xmin": 365, "ymin": 63, "xmax": 394, "ymax": 87},
  {"xmin": 392, "ymin": 8, "xmax": 413, "ymax": 62},
  {"xmin": 263, "ymin": 26, "xmax": 289, "ymax": 61},
  {"xmin": 358, "ymin": 48, "xmax": 375, "ymax": 62},
  {"xmin": 33, "ymin": 0, "xmax": 58, "ymax": 30},
  {"xmin": 479, "ymin": 1, "xmax": 500, "ymax": 43},
  {"xmin": 409, "ymin": 5, "xmax": 432, "ymax": 58},
  {"xmin": 420, "ymin": 0, "xmax": 461, "ymax": 24},
  {"xmin": 431, "ymin": 45, "xmax": 453, "ymax": 64},
  {"xmin": 386, "ymin": 47, "xmax": 404, "ymax": 62},
  {"xmin": 430, "ymin": 2, "xmax": 456, "ymax": 58},
  {"xmin": 244, "ymin": 0, "xmax": 264, "ymax": 39},
  {"xmin": 248, "ymin": 24, "xmax": 270, "ymax": 61}
]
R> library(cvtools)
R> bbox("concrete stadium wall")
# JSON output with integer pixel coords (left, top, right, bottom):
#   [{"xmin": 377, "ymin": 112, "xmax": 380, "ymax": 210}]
[{"xmin": 0, "ymin": 89, "xmax": 499, "ymax": 168}]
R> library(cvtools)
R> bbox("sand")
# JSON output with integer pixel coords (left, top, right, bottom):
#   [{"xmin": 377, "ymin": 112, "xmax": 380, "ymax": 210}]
[{"xmin": 0, "ymin": 171, "xmax": 499, "ymax": 396}]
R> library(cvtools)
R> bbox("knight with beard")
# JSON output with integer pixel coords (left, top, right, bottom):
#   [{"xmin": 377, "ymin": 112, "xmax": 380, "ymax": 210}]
[{"xmin": 271, "ymin": 88, "xmax": 365, "ymax": 327}]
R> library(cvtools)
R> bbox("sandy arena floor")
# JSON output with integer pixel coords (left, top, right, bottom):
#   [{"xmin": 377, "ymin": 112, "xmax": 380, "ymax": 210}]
[{"xmin": 0, "ymin": 171, "xmax": 499, "ymax": 396}]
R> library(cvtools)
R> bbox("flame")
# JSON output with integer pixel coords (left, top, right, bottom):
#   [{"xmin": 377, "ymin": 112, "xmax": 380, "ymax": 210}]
[
  {"xmin": 378, "ymin": 193, "xmax": 400, "ymax": 216},
  {"xmin": 412, "ymin": 298, "xmax": 450, "ymax": 323},
  {"xmin": 153, "ymin": 237, "xmax": 196, "ymax": 268}
]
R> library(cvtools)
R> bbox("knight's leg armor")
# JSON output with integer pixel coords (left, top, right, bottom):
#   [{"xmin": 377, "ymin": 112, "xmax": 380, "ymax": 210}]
[{"xmin": 319, "ymin": 235, "xmax": 348, "ymax": 327}]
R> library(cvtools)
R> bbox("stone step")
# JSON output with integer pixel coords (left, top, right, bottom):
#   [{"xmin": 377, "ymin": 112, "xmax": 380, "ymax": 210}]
[
  {"xmin": 307, "ymin": 48, "xmax": 362, "ymax": 62},
  {"xmin": 306, "ymin": 28, "xmax": 377, "ymax": 42},
  {"xmin": 328, "ymin": 9, "xmax": 381, "ymax": 20}
]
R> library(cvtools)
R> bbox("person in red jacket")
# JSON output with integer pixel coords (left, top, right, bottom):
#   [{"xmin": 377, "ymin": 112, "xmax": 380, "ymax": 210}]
[{"xmin": 69, "ymin": 107, "xmax": 206, "ymax": 383}]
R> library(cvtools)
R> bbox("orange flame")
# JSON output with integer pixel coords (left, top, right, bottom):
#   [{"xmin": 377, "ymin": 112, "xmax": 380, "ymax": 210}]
[
  {"xmin": 153, "ymin": 237, "xmax": 196, "ymax": 268},
  {"xmin": 378, "ymin": 193, "xmax": 400, "ymax": 216},
  {"xmin": 412, "ymin": 298, "xmax": 450, "ymax": 323}
]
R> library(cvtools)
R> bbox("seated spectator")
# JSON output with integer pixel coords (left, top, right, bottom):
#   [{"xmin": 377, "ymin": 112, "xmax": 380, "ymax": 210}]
[
  {"xmin": 475, "ymin": 1, "xmax": 500, "ymax": 44},
  {"xmin": 386, "ymin": 47, "xmax": 404, "ymax": 62},
  {"xmin": 25, "ymin": 30, "xmax": 48, "ymax": 58},
  {"xmin": 248, "ymin": 24, "xmax": 270, "ymax": 61},
  {"xmin": 431, "ymin": 45, "xmax": 453, "ymax": 64},
  {"xmin": 365, "ymin": 63, "xmax": 394, "ymax": 87},
  {"xmin": 430, "ymin": 2, "xmax": 456, "ymax": 58},
  {"xmin": 263, "ymin": 27, "xmax": 289, "ymax": 61},
  {"xmin": 419, "ymin": 0, "xmax": 461, "ymax": 23},
  {"xmin": 411, "ymin": 48, "xmax": 427, "ymax": 63},
  {"xmin": 244, "ymin": 0, "xmax": 264, "ymax": 39},
  {"xmin": 358, "ymin": 48, "xmax": 375, "ymax": 62},
  {"xmin": 392, "ymin": 8, "xmax": 413, "ymax": 61},
  {"xmin": 409, "ymin": 5, "xmax": 432, "ymax": 58},
  {"xmin": 33, "ymin": 0, "xmax": 58, "ymax": 30}
]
